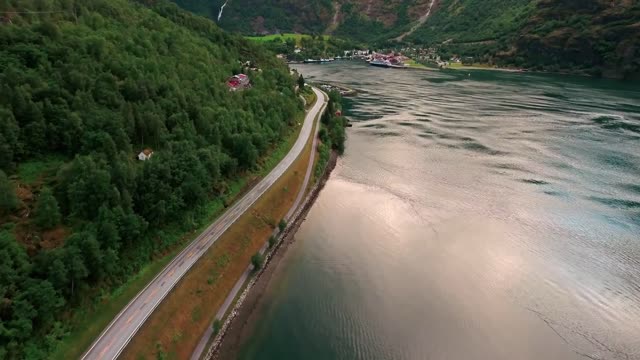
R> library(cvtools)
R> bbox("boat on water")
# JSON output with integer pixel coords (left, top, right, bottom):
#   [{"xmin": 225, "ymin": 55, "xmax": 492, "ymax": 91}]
[
  {"xmin": 304, "ymin": 58, "xmax": 336, "ymax": 64},
  {"xmin": 370, "ymin": 59, "xmax": 390, "ymax": 68},
  {"xmin": 370, "ymin": 57, "xmax": 408, "ymax": 69}
]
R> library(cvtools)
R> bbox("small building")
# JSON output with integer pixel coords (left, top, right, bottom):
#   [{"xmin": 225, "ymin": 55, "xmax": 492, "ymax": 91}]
[
  {"xmin": 226, "ymin": 74, "xmax": 250, "ymax": 91},
  {"xmin": 138, "ymin": 148, "xmax": 153, "ymax": 161}
]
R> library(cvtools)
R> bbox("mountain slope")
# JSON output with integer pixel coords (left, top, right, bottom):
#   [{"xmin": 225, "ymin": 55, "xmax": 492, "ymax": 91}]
[
  {"xmin": 510, "ymin": 0, "xmax": 640, "ymax": 78},
  {"xmin": 172, "ymin": 0, "xmax": 640, "ymax": 78},
  {"xmin": 173, "ymin": 0, "xmax": 433, "ymax": 38},
  {"xmin": 407, "ymin": 0, "xmax": 640, "ymax": 78},
  {"xmin": 0, "ymin": 0, "xmax": 300, "ymax": 358}
]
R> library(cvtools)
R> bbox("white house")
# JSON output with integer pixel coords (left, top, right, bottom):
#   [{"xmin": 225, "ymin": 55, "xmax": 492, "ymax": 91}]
[{"xmin": 138, "ymin": 148, "xmax": 153, "ymax": 161}]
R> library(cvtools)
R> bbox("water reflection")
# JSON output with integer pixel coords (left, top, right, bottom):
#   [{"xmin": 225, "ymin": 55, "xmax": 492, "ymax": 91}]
[{"xmin": 237, "ymin": 63, "xmax": 640, "ymax": 360}]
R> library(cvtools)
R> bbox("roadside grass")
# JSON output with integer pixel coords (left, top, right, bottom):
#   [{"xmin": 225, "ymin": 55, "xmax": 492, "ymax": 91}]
[
  {"xmin": 447, "ymin": 62, "xmax": 496, "ymax": 70},
  {"xmin": 246, "ymin": 33, "xmax": 331, "ymax": 46},
  {"xmin": 302, "ymin": 87, "xmax": 317, "ymax": 109},
  {"xmin": 405, "ymin": 59, "xmax": 428, "ymax": 69},
  {"xmin": 120, "ymin": 96, "xmax": 322, "ymax": 360},
  {"xmin": 51, "ymin": 115, "xmax": 306, "ymax": 360}
]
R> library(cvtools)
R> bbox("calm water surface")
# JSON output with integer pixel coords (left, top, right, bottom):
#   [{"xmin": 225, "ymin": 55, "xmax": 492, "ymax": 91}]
[{"xmin": 238, "ymin": 63, "xmax": 640, "ymax": 360}]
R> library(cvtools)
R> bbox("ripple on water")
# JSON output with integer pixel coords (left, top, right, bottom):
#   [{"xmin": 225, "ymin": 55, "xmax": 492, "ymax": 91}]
[
  {"xmin": 619, "ymin": 183, "xmax": 640, "ymax": 196},
  {"xmin": 491, "ymin": 162, "xmax": 532, "ymax": 173},
  {"xmin": 591, "ymin": 114, "xmax": 640, "ymax": 134},
  {"xmin": 520, "ymin": 179, "xmax": 551, "ymax": 185},
  {"xmin": 396, "ymin": 121, "xmax": 425, "ymax": 130},
  {"xmin": 460, "ymin": 141, "xmax": 507, "ymax": 156},
  {"xmin": 361, "ymin": 123, "xmax": 387, "ymax": 129},
  {"xmin": 597, "ymin": 152, "xmax": 640, "ymax": 173},
  {"xmin": 263, "ymin": 62, "xmax": 640, "ymax": 360},
  {"xmin": 589, "ymin": 196, "xmax": 640, "ymax": 210}
]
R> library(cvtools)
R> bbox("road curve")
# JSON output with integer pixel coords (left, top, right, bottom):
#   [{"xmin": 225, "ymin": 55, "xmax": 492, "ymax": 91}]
[
  {"xmin": 189, "ymin": 89, "xmax": 328, "ymax": 360},
  {"xmin": 82, "ymin": 87, "xmax": 328, "ymax": 360}
]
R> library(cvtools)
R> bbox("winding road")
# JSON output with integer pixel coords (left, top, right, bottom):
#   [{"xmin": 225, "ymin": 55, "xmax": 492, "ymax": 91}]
[
  {"xmin": 82, "ymin": 87, "xmax": 327, "ymax": 360},
  {"xmin": 190, "ymin": 89, "xmax": 327, "ymax": 360}
]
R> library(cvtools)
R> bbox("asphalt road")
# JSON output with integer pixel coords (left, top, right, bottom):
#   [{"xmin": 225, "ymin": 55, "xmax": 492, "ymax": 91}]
[
  {"xmin": 189, "ymin": 89, "xmax": 327, "ymax": 360},
  {"xmin": 82, "ymin": 87, "xmax": 327, "ymax": 360}
]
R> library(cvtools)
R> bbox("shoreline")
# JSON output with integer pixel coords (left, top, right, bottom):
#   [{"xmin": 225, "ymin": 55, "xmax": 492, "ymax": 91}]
[{"xmin": 203, "ymin": 151, "xmax": 339, "ymax": 360}]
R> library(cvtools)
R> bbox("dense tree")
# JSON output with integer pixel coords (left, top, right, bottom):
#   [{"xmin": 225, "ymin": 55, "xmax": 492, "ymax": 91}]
[
  {"xmin": 34, "ymin": 188, "xmax": 61, "ymax": 230},
  {"xmin": 0, "ymin": 109, "xmax": 21, "ymax": 171},
  {"xmin": 0, "ymin": 170, "xmax": 19, "ymax": 214},
  {"xmin": 0, "ymin": 0, "xmax": 302, "ymax": 357},
  {"xmin": 298, "ymin": 74, "xmax": 305, "ymax": 89}
]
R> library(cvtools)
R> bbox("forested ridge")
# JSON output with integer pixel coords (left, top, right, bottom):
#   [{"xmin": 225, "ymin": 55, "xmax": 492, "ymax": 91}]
[
  {"xmin": 407, "ymin": 0, "xmax": 640, "ymax": 79},
  {"xmin": 0, "ymin": 0, "xmax": 302, "ymax": 358},
  {"xmin": 172, "ymin": 0, "xmax": 432, "ymax": 41},
  {"xmin": 171, "ymin": 0, "xmax": 640, "ymax": 79}
]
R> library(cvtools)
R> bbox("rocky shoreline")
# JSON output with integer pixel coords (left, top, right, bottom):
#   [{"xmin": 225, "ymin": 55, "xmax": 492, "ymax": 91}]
[{"xmin": 202, "ymin": 151, "xmax": 339, "ymax": 360}]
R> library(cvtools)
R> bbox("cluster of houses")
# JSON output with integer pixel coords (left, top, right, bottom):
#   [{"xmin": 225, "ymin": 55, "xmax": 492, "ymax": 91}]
[{"xmin": 344, "ymin": 49, "xmax": 371, "ymax": 58}]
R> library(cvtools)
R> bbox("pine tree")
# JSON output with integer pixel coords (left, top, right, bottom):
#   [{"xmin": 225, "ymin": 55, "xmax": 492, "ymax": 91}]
[
  {"xmin": 0, "ymin": 170, "xmax": 18, "ymax": 214},
  {"xmin": 298, "ymin": 74, "xmax": 305, "ymax": 89},
  {"xmin": 34, "ymin": 187, "xmax": 61, "ymax": 229}
]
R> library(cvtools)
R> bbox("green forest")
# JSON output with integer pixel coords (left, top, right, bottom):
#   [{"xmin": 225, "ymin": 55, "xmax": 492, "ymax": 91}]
[
  {"xmin": 407, "ymin": 0, "xmax": 640, "ymax": 79},
  {"xmin": 315, "ymin": 90, "xmax": 346, "ymax": 179},
  {"xmin": 175, "ymin": 0, "xmax": 335, "ymax": 35},
  {"xmin": 0, "ymin": 0, "xmax": 302, "ymax": 358}
]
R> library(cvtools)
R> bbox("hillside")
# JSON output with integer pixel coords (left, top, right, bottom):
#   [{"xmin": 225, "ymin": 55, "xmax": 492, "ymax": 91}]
[
  {"xmin": 509, "ymin": 0, "xmax": 640, "ymax": 78},
  {"xmin": 172, "ymin": 0, "xmax": 640, "ymax": 78},
  {"xmin": 173, "ymin": 0, "xmax": 433, "ymax": 41},
  {"xmin": 0, "ymin": 0, "xmax": 301, "ymax": 358},
  {"xmin": 407, "ymin": 0, "xmax": 640, "ymax": 78}
]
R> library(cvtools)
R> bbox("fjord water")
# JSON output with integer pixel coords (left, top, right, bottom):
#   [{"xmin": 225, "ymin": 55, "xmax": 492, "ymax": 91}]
[{"xmin": 239, "ymin": 63, "xmax": 640, "ymax": 360}]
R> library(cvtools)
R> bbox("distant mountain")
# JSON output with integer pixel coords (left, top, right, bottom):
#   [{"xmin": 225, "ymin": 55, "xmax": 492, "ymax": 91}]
[
  {"xmin": 408, "ymin": 0, "xmax": 640, "ymax": 78},
  {"xmin": 172, "ymin": 0, "xmax": 433, "ymax": 41},
  {"xmin": 172, "ymin": 0, "xmax": 640, "ymax": 78}
]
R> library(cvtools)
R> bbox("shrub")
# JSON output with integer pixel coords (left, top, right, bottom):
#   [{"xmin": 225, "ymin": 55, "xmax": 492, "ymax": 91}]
[
  {"xmin": 251, "ymin": 252, "xmax": 264, "ymax": 272},
  {"xmin": 212, "ymin": 319, "xmax": 222, "ymax": 336},
  {"xmin": 278, "ymin": 219, "xmax": 287, "ymax": 232},
  {"xmin": 268, "ymin": 235, "xmax": 277, "ymax": 248}
]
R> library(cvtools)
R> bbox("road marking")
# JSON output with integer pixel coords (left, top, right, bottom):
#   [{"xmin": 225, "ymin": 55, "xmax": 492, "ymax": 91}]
[
  {"xmin": 98, "ymin": 339, "xmax": 114, "ymax": 358},
  {"xmin": 125, "ymin": 308, "xmax": 141, "ymax": 324},
  {"xmin": 146, "ymin": 288, "xmax": 159, "ymax": 301}
]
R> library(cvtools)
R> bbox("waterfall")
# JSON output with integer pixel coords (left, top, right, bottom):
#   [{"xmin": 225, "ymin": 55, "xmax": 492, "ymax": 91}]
[{"xmin": 217, "ymin": 0, "xmax": 229, "ymax": 22}]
